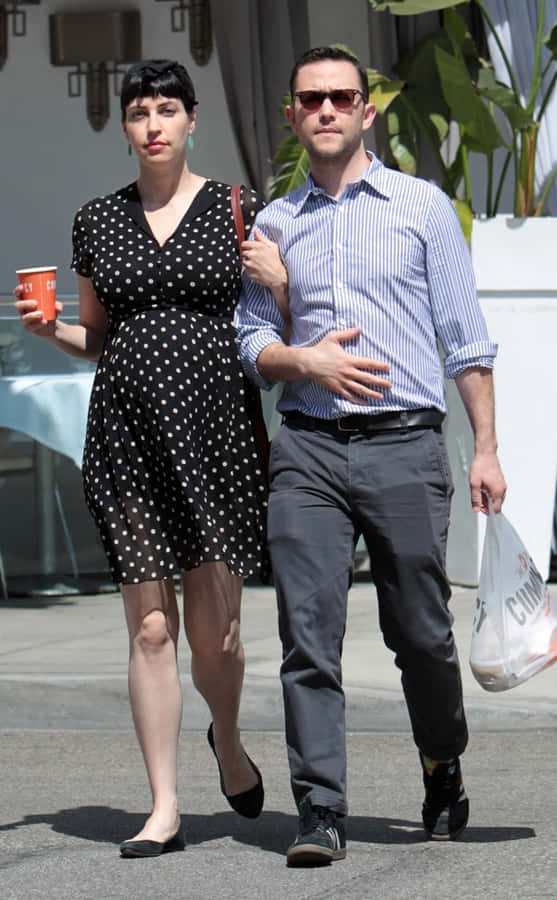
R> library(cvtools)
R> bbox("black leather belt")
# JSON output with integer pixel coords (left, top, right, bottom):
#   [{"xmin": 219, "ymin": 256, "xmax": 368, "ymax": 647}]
[{"xmin": 284, "ymin": 408, "xmax": 444, "ymax": 434}]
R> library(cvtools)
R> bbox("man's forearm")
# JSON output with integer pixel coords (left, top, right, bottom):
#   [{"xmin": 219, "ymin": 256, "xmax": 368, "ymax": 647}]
[
  {"xmin": 256, "ymin": 329, "xmax": 391, "ymax": 402},
  {"xmin": 257, "ymin": 341, "xmax": 311, "ymax": 383},
  {"xmin": 455, "ymin": 366, "xmax": 506, "ymax": 513},
  {"xmin": 454, "ymin": 367, "xmax": 498, "ymax": 453}
]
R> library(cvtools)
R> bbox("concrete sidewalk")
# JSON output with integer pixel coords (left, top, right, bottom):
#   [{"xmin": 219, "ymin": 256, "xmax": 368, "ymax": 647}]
[{"xmin": 1, "ymin": 581, "xmax": 556, "ymax": 898}]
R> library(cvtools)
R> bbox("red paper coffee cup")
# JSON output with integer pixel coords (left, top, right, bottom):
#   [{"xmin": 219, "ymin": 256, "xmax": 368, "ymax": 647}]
[{"xmin": 16, "ymin": 267, "xmax": 57, "ymax": 322}]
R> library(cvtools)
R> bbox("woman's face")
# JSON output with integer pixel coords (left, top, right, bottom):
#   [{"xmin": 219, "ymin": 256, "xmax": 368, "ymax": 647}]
[{"xmin": 123, "ymin": 93, "xmax": 194, "ymax": 163}]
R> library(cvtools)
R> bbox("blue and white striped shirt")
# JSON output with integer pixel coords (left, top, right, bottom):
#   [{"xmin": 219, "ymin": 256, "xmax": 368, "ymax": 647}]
[{"xmin": 234, "ymin": 154, "xmax": 496, "ymax": 417}]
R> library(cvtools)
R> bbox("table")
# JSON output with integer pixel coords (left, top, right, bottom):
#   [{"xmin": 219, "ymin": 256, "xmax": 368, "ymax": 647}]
[{"xmin": 0, "ymin": 373, "xmax": 94, "ymax": 578}]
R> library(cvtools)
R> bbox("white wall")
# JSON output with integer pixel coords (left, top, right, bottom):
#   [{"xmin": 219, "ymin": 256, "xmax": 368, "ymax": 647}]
[
  {"xmin": 305, "ymin": 0, "xmax": 378, "ymax": 157},
  {"xmin": 0, "ymin": 0, "xmax": 246, "ymax": 295},
  {"xmin": 307, "ymin": 0, "xmax": 371, "ymax": 65},
  {"xmin": 0, "ymin": 0, "xmax": 250, "ymax": 580}
]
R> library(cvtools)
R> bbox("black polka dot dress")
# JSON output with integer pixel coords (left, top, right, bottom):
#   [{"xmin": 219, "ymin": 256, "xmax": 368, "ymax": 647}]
[{"xmin": 71, "ymin": 180, "xmax": 269, "ymax": 585}]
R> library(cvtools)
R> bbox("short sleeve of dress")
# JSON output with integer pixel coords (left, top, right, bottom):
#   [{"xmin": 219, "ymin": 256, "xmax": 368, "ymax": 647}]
[
  {"xmin": 71, "ymin": 208, "xmax": 93, "ymax": 277},
  {"xmin": 239, "ymin": 188, "xmax": 265, "ymax": 239}
]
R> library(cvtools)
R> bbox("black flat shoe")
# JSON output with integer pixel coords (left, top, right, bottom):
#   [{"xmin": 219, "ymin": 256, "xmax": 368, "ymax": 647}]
[
  {"xmin": 207, "ymin": 722, "xmax": 264, "ymax": 819},
  {"xmin": 120, "ymin": 827, "xmax": 185, "ymax": 858}
]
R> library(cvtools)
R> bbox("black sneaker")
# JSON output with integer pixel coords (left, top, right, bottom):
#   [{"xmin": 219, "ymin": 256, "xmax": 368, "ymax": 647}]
[
  {"xmin": 421, "ymin": 754, "xmax": 469, "ymax": 841},
  {"xmin": 287, "ymin": 800, "xmax": 346, "ymax": 866}
]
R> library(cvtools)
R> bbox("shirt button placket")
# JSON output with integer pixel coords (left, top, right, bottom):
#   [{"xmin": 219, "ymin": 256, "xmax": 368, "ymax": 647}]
[
  {"xmin": 156, "ymin": 251, "xmax": 164, "ymax": 302},
  {"xmin": 332, "ymin": 202, "xmax": 345, "ymax": 328}
]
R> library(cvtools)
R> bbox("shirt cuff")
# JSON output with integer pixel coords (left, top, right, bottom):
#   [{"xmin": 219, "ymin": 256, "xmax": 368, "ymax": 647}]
[
  {"xmin": 236, "ymin": 329, "xmax": 282, "ymax": 391},
  {"xmin": 444, "ymin": 341, "xmax": 498, "ymax": 378}
]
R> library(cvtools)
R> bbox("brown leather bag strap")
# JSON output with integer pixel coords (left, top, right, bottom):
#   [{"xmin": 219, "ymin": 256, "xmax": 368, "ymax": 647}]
[
  {"xmin": 230, "ymin": 183, "xmax": 270, "ymax": 487},
  {"xmin": 230, "ymin": 184, "xmax": 245, "ymax": 254}
]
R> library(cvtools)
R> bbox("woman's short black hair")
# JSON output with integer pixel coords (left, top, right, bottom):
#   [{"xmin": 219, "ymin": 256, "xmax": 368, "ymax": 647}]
[
  {"xmin": 120, "ymin": 59, "xmax": 198, "ymax": 118},
  {"xmin": 289, "ymin": 46, "xmax": 368, "ymax": 101}
]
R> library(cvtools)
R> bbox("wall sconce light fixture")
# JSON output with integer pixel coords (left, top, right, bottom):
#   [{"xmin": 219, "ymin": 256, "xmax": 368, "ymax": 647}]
[
  {"xmin": 154, "ymin": 0, "xmax": 212, "ymax": 66},
  {"xmin": 0, "ymin": 0, "xmax": 41, "ymax": 70},
  {"xmin": 49, "ymin": 9, "xmax": 141, "ymax": 132}
]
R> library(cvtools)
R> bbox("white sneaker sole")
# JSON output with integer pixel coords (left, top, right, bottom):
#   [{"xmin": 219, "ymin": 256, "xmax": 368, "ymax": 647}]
[{"xmin": 287, "ymin": 843, "xmax": 347, "ymax": 866}]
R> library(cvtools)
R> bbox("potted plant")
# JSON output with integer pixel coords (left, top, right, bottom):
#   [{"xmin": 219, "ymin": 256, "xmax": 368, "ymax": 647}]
[
  {"xmin": 368, "ymin": 0, "xmax": 557, "ymax": 222},
  {"xmin": 269, "ymin": 4, "xmax": 557, "ymax": 583},
  {"xmin": 272, "ymin": 4, "xmax": 557, "ymax": 222}
]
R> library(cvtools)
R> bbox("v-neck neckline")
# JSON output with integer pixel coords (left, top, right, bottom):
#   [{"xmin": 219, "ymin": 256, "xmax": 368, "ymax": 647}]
[{"xmin": 125, "ymin": 179, "xmax": 214, "ymax": 248}]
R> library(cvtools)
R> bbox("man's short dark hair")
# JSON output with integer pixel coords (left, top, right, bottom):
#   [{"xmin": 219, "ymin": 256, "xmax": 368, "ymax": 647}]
[{"xmin": 289, "ymin": 46, "xmax": 368, "ymax": 102}]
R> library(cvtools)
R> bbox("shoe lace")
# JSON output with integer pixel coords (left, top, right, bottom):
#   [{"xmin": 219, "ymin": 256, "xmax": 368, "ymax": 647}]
[
  {"xmin": 427, "ymin": 763, "xmax": 459, "ymax": 804},
  {"xmin": 310, "ymin": 805, "xmax": 336, "ymax": 831}
]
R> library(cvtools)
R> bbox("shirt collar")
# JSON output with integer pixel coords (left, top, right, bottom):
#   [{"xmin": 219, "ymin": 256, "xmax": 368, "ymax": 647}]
[{"xmin": 291, "ymin": 152, "xmax": 392, "ymax": 215}]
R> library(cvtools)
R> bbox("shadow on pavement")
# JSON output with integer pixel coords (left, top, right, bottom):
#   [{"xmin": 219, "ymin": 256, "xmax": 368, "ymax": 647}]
[
  {"xmin": 0, "ymin": 596, "xmax": 79, "ymax": 610},
  {"xmin": 0, "ymin": 805, "xmax": 535, "ymax": 854}
]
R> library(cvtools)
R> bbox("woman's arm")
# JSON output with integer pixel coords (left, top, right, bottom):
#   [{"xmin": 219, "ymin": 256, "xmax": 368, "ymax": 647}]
[
  {"xmin": 241, "ymin": 229, "xmax": 289, "ymax": 320},
  {"xmin": 14, "ymin": 274, "xmax": 107, "ymax": 362}
]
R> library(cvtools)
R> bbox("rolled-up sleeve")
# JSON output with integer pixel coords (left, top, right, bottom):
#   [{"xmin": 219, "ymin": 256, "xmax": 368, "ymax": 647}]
[{"xmin": 425, "ymin": 190, "xmax": 497, "ymax": 378}]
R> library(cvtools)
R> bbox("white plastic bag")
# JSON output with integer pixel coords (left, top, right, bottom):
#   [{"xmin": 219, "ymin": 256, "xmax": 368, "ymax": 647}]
[{"xmin": 470, "ymin": 505, "xmax": 557, "ymax": 692}]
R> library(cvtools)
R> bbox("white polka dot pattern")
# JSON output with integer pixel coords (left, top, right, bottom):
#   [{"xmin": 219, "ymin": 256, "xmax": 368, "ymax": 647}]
[{"xmin": 71, "ymin": 181, "xmax": 269, "ymax": 584}]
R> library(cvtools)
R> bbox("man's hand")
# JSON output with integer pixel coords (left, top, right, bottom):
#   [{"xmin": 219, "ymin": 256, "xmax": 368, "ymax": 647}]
[
  {"xmin": 469, "ymin": 451, "xmax": 507, "ymax": 514},
  {"xmin": 304, "ymin": 327, "xmax": 391, "ymax": 402}
]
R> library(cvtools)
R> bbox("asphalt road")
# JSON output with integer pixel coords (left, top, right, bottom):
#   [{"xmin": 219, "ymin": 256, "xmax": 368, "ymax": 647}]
[{"xmin": 1, "ymin": 581, "xmax": 556, "ymax": 898}]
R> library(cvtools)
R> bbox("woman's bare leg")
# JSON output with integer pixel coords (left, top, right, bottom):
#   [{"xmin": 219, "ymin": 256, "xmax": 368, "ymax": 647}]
[
  {"xmin": 183, "ymin": 562, "xmax": 258, "ymax": 796},
  {"xmin": 122, "ymin": 578, "xmax": 182, "ymax": 842}
]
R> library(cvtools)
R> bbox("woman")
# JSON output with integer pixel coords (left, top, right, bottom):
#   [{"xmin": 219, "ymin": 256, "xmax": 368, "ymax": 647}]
[{"xmin": 14, "ymin": 59, "xmax": 287, "ymax": 857}]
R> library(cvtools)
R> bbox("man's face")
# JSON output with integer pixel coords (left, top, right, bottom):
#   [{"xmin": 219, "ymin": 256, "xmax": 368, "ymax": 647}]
[{"xmin": 286, "ymin": 60, "xmax": 376, "ymax": 163}]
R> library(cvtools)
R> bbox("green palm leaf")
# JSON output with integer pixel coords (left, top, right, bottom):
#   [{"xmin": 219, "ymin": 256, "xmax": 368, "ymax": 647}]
[
  {"xmin": 368, "ymin": 70, "xmax": 405, "ymax": 114},
  {"xmin": 453, "ymin": 198, "xmax": 473, "ymax": 245},
  {"xmin": 435, "ymin": 45, "xmax": 506, "ymax": 153},
  {"xmin": 476, "ymin": 68, "xmax": 533, "ymax": 131},
  {"xmin": 269, "ymin": 133, "xmax": 309, "ymax": 200},
  {"xmin": 368, "ymin": 0, "xmax": 468, "ymax": 13},
  {"xmin": 268, "ymin": 94, "xmax": 309, "ymax": 200}
]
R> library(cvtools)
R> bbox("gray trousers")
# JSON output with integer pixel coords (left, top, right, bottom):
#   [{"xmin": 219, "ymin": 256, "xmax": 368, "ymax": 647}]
[{"xmin": 267, "ymin": 420, "xmax": 468, "ymax": 815}]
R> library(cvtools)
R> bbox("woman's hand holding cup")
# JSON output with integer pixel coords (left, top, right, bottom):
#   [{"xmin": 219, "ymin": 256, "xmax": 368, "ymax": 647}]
[{"xmin": 14, "ymin": 267, "xmax": 63, "ymax": 334}]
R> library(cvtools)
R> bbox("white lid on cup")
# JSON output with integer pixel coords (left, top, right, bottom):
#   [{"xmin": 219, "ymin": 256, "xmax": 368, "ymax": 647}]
[{"xmin": 16, "ymin": 267, "xmax": 58, "ymax": 274}]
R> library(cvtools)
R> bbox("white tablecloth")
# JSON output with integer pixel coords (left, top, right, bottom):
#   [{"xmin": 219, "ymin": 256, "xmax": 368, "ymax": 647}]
[{"xmin": 0, "ymin": 373, "xmax": 94, "ymax": 468}]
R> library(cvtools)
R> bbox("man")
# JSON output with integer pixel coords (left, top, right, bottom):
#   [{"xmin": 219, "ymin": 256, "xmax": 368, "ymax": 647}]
[{"xmin": 235, "ymin": 46, "xmax": 506, "ymax": 866}]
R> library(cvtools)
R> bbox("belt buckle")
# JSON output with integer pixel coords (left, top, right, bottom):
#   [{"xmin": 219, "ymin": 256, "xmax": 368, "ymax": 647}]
[{"xmin": 336, "ymin": 417, "xmax": 359, "ymax": 433}]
